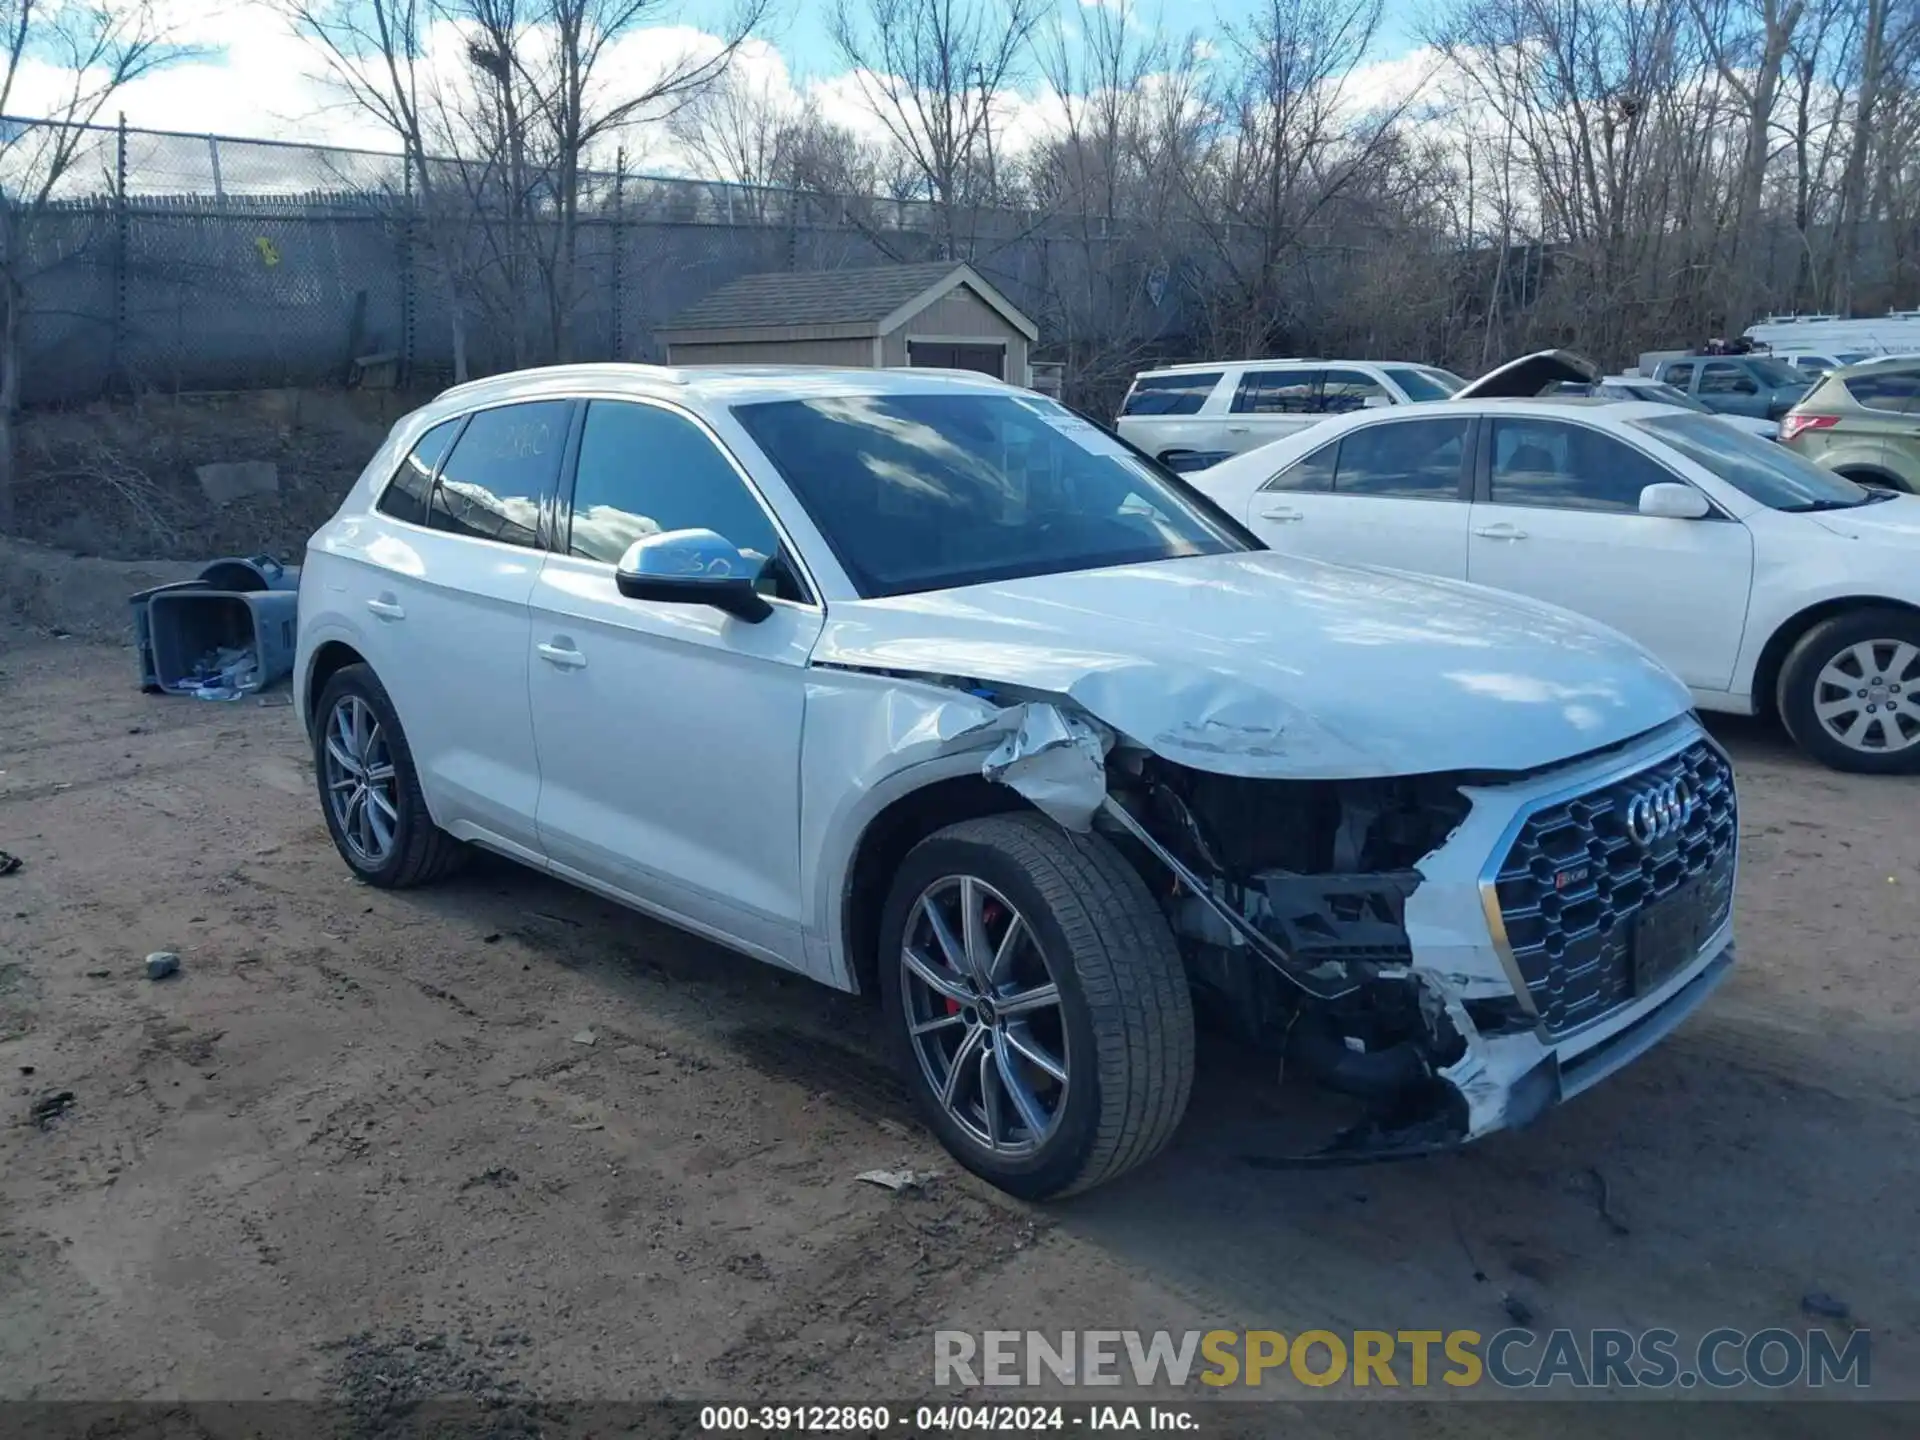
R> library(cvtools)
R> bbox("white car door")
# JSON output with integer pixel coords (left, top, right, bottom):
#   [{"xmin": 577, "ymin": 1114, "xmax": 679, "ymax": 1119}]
[
  {"xmin": 1466, "ymin": 415, "xmax": 1755, "ymax": 691},
  {"xmin": 349, "ymin": 400, "xmax": 570, "ymax": 856},
  {"xmin": 1243, "ymin": 413, "xmax": 1474, "ymax": 579},
  {"xmin": 528, "ymin": 397, "xmax": 824, "ymax": 963}
]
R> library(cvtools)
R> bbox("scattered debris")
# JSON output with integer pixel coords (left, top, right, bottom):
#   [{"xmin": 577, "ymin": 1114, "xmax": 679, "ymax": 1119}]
[
  {"xmin": 0, "ymin": 851, "xmax": 21, "ymax": 877},
  {"xmin": 1501, "ymin": 1293, "xmax": 1534, "ymax": 1326},
  {"xmin": 20, "ymin": 1065, "xmax": 35, "ymax": 1076},
  {"xmin": 145, "ymin": 951, "xmax": 181, "ymax": 981},
  {"xmin": 569, "ymin": 1120, "xmax": 605, "ymax": 1131},
  {"xmin": 458, "ymin": 1166, "xmax": 519, "ymax": 1192},
  {"xmin": 257, "ymin": 693, "xmax": 293, "ymax": 708},
  {"xmin": 1801, "ymin": 1291, "xmax": 1851, "ymax": 1322},
  {"xmin": 1586, "ymin": 1166, "xmax": 1631, "ymax": 1237},
  {"xmin": 84, "ymin": 968, "xmax": 111, "ymax": 979},
  {"xmin": 482, "ymin": 933, "xmax": 501, "ymax": 944},
  {"xmin": 30, "ymin": 1091, "xmax": 76, "ymax": 1130},
  {"xmin": 570, "ymin": 1029, "xmax": 597, "ymax": 1046},
  {"xmin": 857, "ymin": 1168, "xmax": 937, "ymax": 1192}
]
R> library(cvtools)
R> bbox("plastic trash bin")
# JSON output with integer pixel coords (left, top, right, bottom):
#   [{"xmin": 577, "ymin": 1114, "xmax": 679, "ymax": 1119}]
[
  {"xmin": 129, "ymin": 556, "xmax": 300, "ymax": 691},
  {"xmin": 145, "ymin": 589, "xmax": 300, "ymax": 696},
  {"xmin": 198, "ymin": 554, "xmax": 299, "ymax": 593}
]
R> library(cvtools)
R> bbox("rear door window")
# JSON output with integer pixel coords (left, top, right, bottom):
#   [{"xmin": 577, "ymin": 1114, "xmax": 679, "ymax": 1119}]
[
  {"xmin": 1233, "ymin": 369, "xmax": 1321, "ymax": 414},
  {"xmin": 1121, "ymin": 373, "xmax": 1221, "ymax": 416},
  {"xmin": 1662, "ymin": 362, "xmax": 1696, "ymax": 389},
  {"xmin": 1330, "ymin": 417, "xmax": 1470, "ymax": 499},
  {"xmin": 1319, "ymin": 368, "xmax": 1390, "ymax": 414},
  {"xmin": 1844, "ymin": 371, "xmax": 1920, "ymax": 414},
  {"xmin": 427, "ymin": 400, "xmax": 573, "ymax": 549},
  {"xmin": 1260, "ymin": 440, "xmax": 1336, "ymax": 493},
  {"xmin": 377, "ymin": 418, "xmax": 462, "ymax": 527}
]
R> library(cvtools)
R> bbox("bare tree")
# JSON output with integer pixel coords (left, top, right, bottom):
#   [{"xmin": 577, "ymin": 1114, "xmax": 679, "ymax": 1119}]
[
  {"xmin": 1, "ymin": 0, "xmax": 175, "ymax": 531},
  {"xmin": 827, "ymin": 0, "xmax": 1048, "ymax": 258},
  {"xmin": 669, "ymin": 57, "xmax": 810, "ymax": 207},
  {"xmin": 282, "ymin": 0, "xmax": 482, "ymax": 380}
]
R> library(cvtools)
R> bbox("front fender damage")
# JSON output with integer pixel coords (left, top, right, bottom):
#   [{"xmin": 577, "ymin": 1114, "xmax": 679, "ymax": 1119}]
[{"xmin": 835, "ymin": 670, "xmax": 1533, "ymax": 1163}]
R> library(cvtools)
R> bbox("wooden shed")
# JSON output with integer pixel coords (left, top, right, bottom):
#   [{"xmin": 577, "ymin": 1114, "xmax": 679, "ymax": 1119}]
[{"xmin": 659, "ymin": 261, "xmax": 1039, "ymax": 384}]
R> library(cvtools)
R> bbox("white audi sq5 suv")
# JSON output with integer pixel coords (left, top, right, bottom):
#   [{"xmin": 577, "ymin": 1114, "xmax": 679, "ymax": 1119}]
[{"xmin": 296, "ymin": 364, "xmax": 1738, "ymax": 1197}]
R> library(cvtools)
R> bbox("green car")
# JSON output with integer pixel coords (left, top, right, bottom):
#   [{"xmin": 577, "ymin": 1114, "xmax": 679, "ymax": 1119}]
[{"xmin": 1780, "ymin": 360, "xmax": 1920, "ymax": 493}]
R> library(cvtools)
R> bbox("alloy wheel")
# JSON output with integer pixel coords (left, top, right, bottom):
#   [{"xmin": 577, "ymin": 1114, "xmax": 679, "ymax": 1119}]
[
  {"xmin": 323, "ymin": 694, "xmax": 401, "ymax": 866},
  {"xmin": 899, "ymin": 876, "xmax": 1070, "ymax": 1157},
  {"xmin": 1812, "ymin": 640, "xmax": 1920, "ymax": 755}
]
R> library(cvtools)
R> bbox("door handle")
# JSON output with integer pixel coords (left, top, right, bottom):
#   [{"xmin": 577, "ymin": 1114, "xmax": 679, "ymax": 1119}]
[
  {"xmin": 537, "ymin": 642, "xmax": 587, "ymax": 670},
  {"xmin": 365, "ymin": 597, "xmax": 405, "ymax": 620},
  {"xmin": 1474, "ymin": 523, "xmax": 1528, "ymax": 540},
  {"xmin": 1227, "ymin": 425, "xmax": 1252, "ymax": 435},
  {"xmin": 1258, "ymin": 505, "xmax": 1305, "ymax": 523}
]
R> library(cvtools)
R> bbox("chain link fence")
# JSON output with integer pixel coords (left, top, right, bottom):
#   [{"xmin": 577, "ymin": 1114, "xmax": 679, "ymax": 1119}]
[{"xmin": 8, "ymin": 116, "xmax": 1234, "ymax": 408}]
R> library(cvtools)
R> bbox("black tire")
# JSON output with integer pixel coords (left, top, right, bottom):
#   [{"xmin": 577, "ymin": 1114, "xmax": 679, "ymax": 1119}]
[
  {"xmin": 1776, "ymin": 608, "xmax": 1920, "ymax": 774},
  {"xmin": 877, "ymin": 812, "xmax": 1194, "ymax": 1199},
  {"xmin": 312, "ymin": 663, "xmax": 469, "ymax": 886}
]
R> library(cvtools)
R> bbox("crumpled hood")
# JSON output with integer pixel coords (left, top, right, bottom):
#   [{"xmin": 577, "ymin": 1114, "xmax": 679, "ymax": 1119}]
[
  {"xmin": 1810, "ymin": 491, "xmax": 1920, "ymax": 542},
  {"xmin": 813, "ymin": 552, "xmax": 1693, "ymax": 779}
]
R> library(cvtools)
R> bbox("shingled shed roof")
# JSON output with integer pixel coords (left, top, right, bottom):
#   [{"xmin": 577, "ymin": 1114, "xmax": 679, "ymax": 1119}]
[{"xmin": 658, "ymin": 261, "xmax": 1038, "ymax": 341}]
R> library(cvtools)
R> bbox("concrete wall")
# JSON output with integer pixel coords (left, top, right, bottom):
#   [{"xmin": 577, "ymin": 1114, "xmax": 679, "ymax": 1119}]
[
  {"xmin": 667, "ymin": 336, "xmax": 878, "ymax": 367},
  {"xmin": 882, "ymin": 286, "xmax": 1029, "ymax": 381}
]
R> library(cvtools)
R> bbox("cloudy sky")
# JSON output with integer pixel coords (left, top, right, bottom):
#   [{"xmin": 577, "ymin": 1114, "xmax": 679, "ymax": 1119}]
[{"xmin": 5, "ymin": 0, "xmax": 1434, "ymax": 181}]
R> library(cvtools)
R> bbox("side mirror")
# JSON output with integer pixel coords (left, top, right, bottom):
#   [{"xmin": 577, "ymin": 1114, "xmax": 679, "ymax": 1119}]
[
  {"xmin": 1639, "ymin": 482, "xmax": 1711, "ymax": 520},
  {"xmin": 615, "ymin": 528, "xmax": 772, "ymax": 622}
]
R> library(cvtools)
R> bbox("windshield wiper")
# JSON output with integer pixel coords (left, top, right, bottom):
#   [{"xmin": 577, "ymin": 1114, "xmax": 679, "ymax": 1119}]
[{"xmin": 1787, "ymin": 493, "xmax": 1888, "ymax": 512}]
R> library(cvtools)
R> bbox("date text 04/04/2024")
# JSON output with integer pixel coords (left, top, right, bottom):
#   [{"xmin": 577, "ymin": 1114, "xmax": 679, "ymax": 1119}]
[{"xmin": 698, "ymin": 1404, "xmax": 1202, "ymax": 1432}]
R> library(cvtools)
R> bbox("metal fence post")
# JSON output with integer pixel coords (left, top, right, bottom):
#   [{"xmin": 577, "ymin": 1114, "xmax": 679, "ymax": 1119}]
[
  {"xmin": 400, "ymin": 151, "xmax": 417, "ymax": 383},
  {"xmin": 612, "ymin": 148, "xmax": 626, "ymax": 361},
  {"xmin": 112, "ymin": 113, "xmax": 129, "ymax": 393}
]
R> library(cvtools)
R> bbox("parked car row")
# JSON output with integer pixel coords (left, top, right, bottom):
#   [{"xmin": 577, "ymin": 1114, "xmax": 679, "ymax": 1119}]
[
  {"xmin": 297, "ymin": 360, "xmax": 1751, "ymax": 1200},
  {"xmin": 1185, "ymin": 394, "xmax": 1920, "ymax": 773}
]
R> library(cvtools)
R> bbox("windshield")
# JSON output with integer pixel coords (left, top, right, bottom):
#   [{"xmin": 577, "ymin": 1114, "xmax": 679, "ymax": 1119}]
[
  {"xmin": 1630, "ymin": 413, "xmax": 1875, "ymax": 511},
  {"xmin": 1749, "ymin": 357, "xmax": 1806, "ymax": 388},
  {"xmin": 1383, "ymin": 366, "xmax": 1464, "ymax": 401},
  {"xmin": 732, "ymin": 392, "xmax": 1252, "ymax": 597}
]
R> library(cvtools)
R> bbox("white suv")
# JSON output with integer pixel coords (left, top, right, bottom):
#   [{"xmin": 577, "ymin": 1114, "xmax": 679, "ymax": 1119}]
[
  {"xmin": 297, "ymin": 363, "xmax": 1736, "ymax": 1197},
  {"xmin": 1116, "ymin": 359, "xmax": 1466, "ymax": 471}
]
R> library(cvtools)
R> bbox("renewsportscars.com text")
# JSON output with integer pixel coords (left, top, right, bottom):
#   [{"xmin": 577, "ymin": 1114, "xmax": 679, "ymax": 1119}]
[{"xmin": 934, "ymin": 1328, "xmax": 1870, "ymax": 1391}]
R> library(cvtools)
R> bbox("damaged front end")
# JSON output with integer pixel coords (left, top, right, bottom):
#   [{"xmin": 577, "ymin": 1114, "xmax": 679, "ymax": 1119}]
[{"xmin": 921, "ymin": 693, "xmax": 1537, "ymax": 1162}]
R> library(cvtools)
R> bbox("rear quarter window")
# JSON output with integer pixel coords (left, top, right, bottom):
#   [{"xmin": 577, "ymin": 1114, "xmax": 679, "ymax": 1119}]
[
  {"xmin": 1121, "ymin": 372, "xmax": 1222, "ymax": 417},
  {"xmin": 376, "ymin": 417, "xmax": 462, "ymax": 526},
  {"xmin": 1844, "ymin": 372, "xmax": 1920, "ymax": 414}
]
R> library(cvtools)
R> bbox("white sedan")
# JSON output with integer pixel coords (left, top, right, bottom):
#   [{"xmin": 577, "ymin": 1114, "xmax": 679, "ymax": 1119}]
[
  {"xmin": 1189, "ymin": 396, "xmax": 1920, "ymax": 772},
  {"xmin": 296, "ymin": 366, "xmax": 1738, "ymax": 1196}
]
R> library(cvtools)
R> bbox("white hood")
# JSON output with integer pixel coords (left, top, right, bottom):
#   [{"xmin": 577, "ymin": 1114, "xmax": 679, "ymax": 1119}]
[
  {"xmin": 1810, "ymin": 491, "xmax": 1920, "ymax": 542},
  {"xmin": 813, "ymin": 552, "xmax": 1692, "ymax": 779}
]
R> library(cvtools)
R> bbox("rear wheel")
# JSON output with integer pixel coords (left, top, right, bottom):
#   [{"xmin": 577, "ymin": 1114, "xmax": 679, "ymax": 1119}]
[
  {"xmin": 314, "ymin": 664, "xmax": 468, "ymax": 886},
  {"xmin": 878, "ymin": 813, "xmax": 1194, "ymax": 1199},
  {"xmin": 1777, "ymin": 609, "xmax": 1920, "ymax": 774}
]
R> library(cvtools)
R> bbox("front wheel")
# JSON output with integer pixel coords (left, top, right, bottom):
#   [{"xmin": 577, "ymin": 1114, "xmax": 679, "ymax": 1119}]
[
  {"xmin": 313, "ymin": 663, "xmax": 469, "ymax": 886},
  {"xmin": 1777, "ymin": 609, "xmax": 1920, "ymax": 774},
  {"xmin": 877, "ymin": 813, "xmax": 1194, "ymax": 1199}
]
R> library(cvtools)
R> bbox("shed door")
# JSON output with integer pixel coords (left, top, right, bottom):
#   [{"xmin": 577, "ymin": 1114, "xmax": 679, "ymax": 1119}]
[{"xmin": 907, "ymin": 340, "xmax": 1005, "ymax": 379}]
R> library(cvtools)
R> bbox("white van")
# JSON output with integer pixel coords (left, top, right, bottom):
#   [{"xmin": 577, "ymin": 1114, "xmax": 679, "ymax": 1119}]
[{"xmin": 1115, "ymin": 359, "xmax": 1466, "ymax": 471}]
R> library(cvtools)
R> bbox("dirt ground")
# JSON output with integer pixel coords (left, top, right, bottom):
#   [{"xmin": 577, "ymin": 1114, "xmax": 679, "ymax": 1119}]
[{"xmin": 2, "ymin": 611, "xmax": 1918, "ymax": 1434}]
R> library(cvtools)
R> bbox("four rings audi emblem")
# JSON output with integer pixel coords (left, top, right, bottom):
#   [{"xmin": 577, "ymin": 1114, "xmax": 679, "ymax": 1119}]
[{"xmin": 1624, "ymin": 777, "xmax": 1696, "ymax": 848}]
